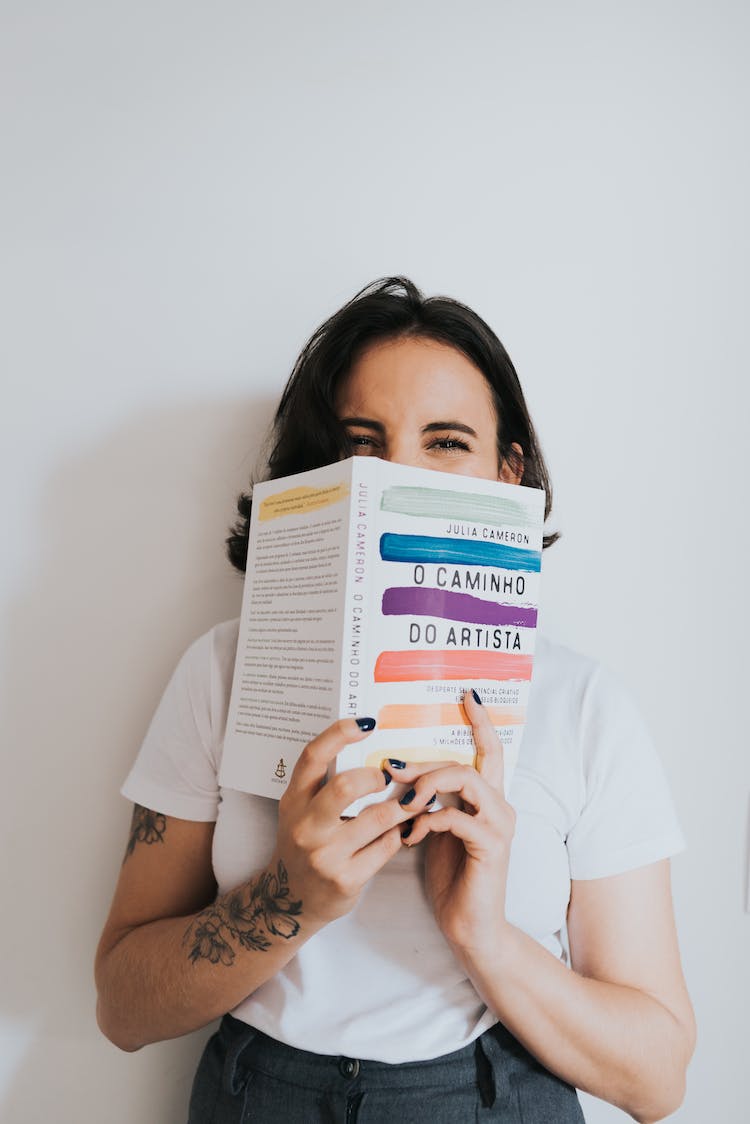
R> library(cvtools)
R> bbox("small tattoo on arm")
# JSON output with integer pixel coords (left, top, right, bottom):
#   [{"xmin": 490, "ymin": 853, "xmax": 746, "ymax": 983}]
[
  {"xmin": 183, "ymin": 860, "xmax": 302, "ymax": 967},
  {"xmin": 123, "ymin": 804, "xmax": 167, "ymax": 861}
]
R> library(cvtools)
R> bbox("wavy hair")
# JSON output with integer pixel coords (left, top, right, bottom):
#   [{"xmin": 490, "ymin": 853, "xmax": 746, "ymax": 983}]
[{"xmin": 227, "ymin": 277, "xmax": 559, "ymax": 572}]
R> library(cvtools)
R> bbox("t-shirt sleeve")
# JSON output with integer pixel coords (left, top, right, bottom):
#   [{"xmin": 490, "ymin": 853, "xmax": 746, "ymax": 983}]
[
  {"xmin": 120, "ymin": 629, "xmax": 220, "ymax": 822},
  {"xmin": 565, "ymin": 666, "xmax": 685, "ymax": 880}
]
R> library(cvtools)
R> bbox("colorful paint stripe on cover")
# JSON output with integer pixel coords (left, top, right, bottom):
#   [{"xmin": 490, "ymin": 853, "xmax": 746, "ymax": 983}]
[
  {"xmin": 365, "ymin": 746, "xmax": 475, "ymax": 768},
  {"xmin": 374, "ymin": 650, "xmax": 533, "ymax": 683},
  {"xmin": 381, "ymin": 485, "xmax": 538, "ymax": 528},
  {"xmin": 381, "ymin": 586, "xmax": 537, "ymax": 629},
  {"xmin": 379, "ymin": 533, "xmax": 541, "ymax": 573},
  {"xmin": 376, "ymin": 703, "xmax": 524, "ymax": 729}
]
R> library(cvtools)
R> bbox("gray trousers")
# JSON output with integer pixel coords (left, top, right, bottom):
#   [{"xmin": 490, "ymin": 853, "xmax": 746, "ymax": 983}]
[{"xmin": 187, "ymin": 1015, "xmax": 585, "ymax": 1123}]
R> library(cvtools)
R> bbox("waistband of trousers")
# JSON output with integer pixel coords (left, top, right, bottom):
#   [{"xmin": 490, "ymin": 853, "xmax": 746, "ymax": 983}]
[{"xmin": 219, "ymin": 1014, "xmax": 526, "ymax": 1096}]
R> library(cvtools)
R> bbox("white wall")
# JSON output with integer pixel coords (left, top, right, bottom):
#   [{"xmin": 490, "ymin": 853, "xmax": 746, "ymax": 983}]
[{"xmin": 1, "ymin": 2, "xmax": 747, "ymax": 1120}]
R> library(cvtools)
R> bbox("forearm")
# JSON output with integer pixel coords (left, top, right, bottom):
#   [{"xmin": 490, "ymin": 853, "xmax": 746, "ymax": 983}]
[
  {"xmin": 457, "ymin": 925, "xmax": 692, "ymax": 1123},
  {"xmin": 96, "ymin": 863, "xmax": 319, "ymax": 1052}
]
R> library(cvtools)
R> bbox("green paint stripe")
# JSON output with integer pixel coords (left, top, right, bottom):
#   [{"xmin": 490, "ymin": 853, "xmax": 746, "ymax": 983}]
[{"xmin": 380, "ymin": 485, "xmax": 539, "ymax": 528}]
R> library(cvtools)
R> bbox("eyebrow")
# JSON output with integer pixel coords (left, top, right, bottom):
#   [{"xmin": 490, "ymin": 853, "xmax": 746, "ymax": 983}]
[{"xmin": 339, "ymin": 417, "xmax": 478, "ymax": 438}]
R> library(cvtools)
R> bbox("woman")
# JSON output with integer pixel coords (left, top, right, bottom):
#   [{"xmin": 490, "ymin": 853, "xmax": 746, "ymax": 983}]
[{"xmin": 95, "ymin": 277, "xmax": 695, "ymax": 1122}]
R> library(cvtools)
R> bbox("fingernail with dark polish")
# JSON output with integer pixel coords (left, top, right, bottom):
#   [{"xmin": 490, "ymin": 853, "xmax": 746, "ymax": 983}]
[
  {"xmin": 426, "ymin": 794, "xmax": 436, "ymax": 807},
  {"xmin": 388, "ymin": 758, "xmax": 407, "ymax": 769},
  {"xmin": 472, "ymin": 689, "xmax": 483, "ymax": 706},
  {"xmin": 399, "ymin": 787, "xmax": 416, "ymax": 806},
  {"xmin": 356, "ymin": 717, "xmax": 376, "ymax": 731},
  {"xmin": 401, "ymin": 820, "xmax": 414, "ymax": 840},
  {"xmin": 382, "ymin": 770, "xmax": 392, "ymax": 786}
]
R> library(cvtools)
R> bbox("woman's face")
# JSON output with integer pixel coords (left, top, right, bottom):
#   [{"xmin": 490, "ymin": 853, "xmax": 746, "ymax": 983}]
[{"xmin": 335, "ymin": 335, "xmax": 523, "ymax": 484}]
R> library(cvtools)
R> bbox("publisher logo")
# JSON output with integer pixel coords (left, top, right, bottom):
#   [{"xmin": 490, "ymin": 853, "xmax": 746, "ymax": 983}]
[{"xmin": 273, "ymin": 758, "xmax": 287, "ymax": 782}]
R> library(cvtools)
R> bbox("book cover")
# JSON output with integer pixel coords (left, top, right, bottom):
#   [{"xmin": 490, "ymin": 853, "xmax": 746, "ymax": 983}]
[{"xmin": 219, "ymin": 457, "xmax": 545, "ymax": 810}]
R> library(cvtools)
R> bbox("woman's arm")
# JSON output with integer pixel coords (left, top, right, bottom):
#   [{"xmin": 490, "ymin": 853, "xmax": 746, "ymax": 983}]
[
  {"xmin": 456, "ymin": 862, "xmax": 695, "ymax": 1123},
  {"xmin": 95, "ymin": 718, "xmax": 413, "ymax": 1052},
  {"xmin": 95, "ymin": 810, "xmax": 311, "ymax": 1052},
  {"xmin": 400, "ymin": 692, "xmax": 695, "ymax": 1123}
]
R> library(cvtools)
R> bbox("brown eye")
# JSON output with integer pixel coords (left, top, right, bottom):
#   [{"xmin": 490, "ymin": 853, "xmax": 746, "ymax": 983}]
[
  {"xmin": 348, "ymin": 433, "xmax": 380, "ymax": 453},
  {"xmin": 428, "ymin": 437, "xmax": 471, "ymax": 452}
]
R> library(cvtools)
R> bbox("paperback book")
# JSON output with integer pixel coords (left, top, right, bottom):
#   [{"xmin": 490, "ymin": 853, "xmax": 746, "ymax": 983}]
[{"xmin": 219, "ymin": 457, "xmax": 545, "ymax": 813}]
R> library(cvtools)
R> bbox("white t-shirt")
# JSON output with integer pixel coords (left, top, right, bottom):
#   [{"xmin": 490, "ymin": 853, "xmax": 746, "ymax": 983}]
[{"xmin": 121, "ymin": 619, "xmax": 685, "ymax": 1063}]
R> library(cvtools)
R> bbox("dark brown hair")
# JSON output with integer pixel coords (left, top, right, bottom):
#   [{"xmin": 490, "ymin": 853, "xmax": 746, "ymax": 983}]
[{"xmin": 227, "ymin": 276, "xmax": 559, "ymax": 572}]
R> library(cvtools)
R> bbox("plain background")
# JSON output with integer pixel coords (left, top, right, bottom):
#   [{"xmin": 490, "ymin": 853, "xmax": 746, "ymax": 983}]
[{"xmin": 1, "ymin": 2, "xmax": 748, "ymax": 1121}]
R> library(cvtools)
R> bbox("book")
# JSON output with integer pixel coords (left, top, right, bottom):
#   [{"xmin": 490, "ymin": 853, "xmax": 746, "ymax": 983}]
[{"xmin": 219, "ymin": 457, "xmax": 545, "ymax": 813}]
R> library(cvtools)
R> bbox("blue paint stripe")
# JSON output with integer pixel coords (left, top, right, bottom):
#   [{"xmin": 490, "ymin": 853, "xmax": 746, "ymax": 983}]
[{"xmin": 379, "ymin": 533, "xmax": 542, "ymax": 572}]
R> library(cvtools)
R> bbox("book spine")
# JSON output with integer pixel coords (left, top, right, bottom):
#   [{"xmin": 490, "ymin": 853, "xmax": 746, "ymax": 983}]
[{"xmin": 339, "ymin": 458, "xmax": 375, "ymax": 723}]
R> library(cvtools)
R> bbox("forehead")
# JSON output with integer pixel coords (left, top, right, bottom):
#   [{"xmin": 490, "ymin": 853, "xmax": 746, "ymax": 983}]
[{"xmin": 339, "ymin": 335, "xmax": 496, "ymax": 413}]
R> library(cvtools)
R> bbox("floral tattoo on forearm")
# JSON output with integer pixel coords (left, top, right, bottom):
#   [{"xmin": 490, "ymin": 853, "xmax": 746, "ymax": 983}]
[
  {"xmin": 123, "ymin": 804, "xmax": 166, "ymax": 861},
  {"xmin": 183, "ymin": 861, "xmax": 302, "ymax": 967}
]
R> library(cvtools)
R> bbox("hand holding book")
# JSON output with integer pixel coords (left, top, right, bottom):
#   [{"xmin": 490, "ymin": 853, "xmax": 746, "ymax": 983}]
[
  {"xmin": 269, "ymin": 715, "xmax": 414, "ymax": 928},
  {"xmin": 397, "ymin": 687, "xmax": 517, "ymax": 956},
  {"xmin": 267, "ymin": 689, "xmax": 516, "ymax": 942}
]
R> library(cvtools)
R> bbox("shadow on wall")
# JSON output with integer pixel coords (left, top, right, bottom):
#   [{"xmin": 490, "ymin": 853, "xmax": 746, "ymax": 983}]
[{"xmin": 0, "ymin": 393, "xmax": 276, "ymax": 1124}]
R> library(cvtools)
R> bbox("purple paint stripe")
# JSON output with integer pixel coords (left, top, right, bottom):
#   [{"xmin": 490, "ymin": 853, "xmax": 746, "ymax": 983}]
[{"xmin": 382, "ymin": 586, "xmax": 537, "ymax": 629}]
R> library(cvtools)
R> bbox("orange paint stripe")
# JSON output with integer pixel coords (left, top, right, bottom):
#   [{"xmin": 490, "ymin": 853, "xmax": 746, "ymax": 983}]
[
  {"xmin": 373, "ymin": 650, "xmax": 533, "ymax": 683},
  {"xmin": 377, "ymin": 703, "xmax": 525, "ymax": 729},
  {"xmin": 365, "ymin": 747, "xmax": 475, "ymax": 769}
]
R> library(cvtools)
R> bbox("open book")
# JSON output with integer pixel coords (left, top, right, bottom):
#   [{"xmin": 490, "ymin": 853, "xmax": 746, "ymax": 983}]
[{"xmin": 219, "ymin": 457, "xmax": 545, "ymax": 813}]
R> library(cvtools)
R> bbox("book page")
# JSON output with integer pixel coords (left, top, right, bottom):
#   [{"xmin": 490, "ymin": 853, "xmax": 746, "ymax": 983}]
[{"xmin": 219, "ymin": 463, "xmax": 352, "ymax": 797}]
